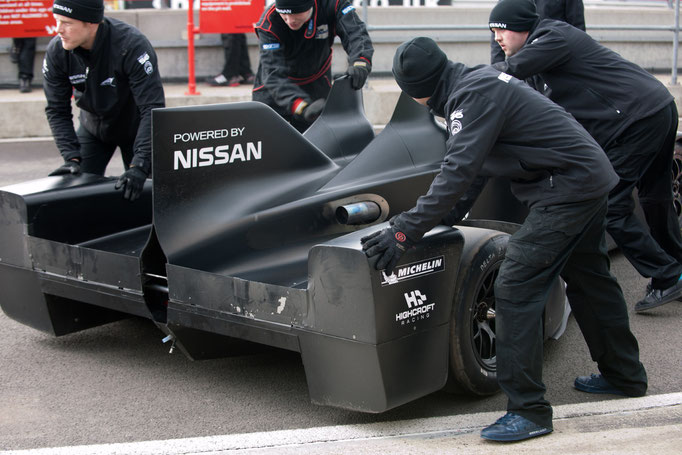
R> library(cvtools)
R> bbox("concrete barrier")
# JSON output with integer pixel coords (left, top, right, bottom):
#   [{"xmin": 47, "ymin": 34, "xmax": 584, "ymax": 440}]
[
  {"xmin": 1, "ymin": 4, "xmax": 679, "ymax": 86},
  {"xmin": 1, "ymin": 4, "xmax": 680, "ymax": 139}
]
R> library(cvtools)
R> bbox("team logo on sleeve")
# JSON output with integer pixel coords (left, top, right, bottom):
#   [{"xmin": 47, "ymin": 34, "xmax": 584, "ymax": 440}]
[
  {"xmin": 449, "ymin": 109, "xmax": 463, "ymax": 135},
  {"xmin": 498, "ymin": 72, "xmax": 512, "ymax": 83},
  {"xmin": 137, "ymin": 52, "xmax": 154, "ymax": 75}
]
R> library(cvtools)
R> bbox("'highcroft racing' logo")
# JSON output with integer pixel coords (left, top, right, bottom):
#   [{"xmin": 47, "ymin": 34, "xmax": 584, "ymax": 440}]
[
  {"xmin": 381, "ymin": 255, "xmax": 445, "ymax": 286},
  {"xmin": 395, "ymin": 290, "xmax": 436, "ymax": 325}
]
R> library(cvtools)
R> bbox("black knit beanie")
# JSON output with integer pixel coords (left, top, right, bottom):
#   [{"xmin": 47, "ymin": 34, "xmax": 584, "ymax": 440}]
[
  {"xmin": 275, "ymin": 0, "xmax": 314, "ymax": 14},
  {"xmin": 392, "ymin": 37, "xmax": 448, "ymax": 99},
  {"xmin": 53, "ymin": 0, "xmax": 104, "ymax": 23},
  {"xmin": 488, "ymin": 0, "xmax": 538, "ymax": 32}
]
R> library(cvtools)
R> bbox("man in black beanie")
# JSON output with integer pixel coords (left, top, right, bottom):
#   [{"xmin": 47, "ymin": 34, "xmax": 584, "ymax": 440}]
[
  {"xmin": 253, "ymin": 0, "xmax": 373, "ymax": 132},
  {"xmin": 362, "ymin": 36, "xmax": 647, "ymax": 442},
  {"xmin": 489, "ymin": 0, "xmax": 682, "ymax": 314},
  {"xmin": 489, "ymin": 0, "xmax": 585, "ymax": 64},
  {"xmin": 43, "ymin": 0, "xmax": 165, "ymax": 201}
]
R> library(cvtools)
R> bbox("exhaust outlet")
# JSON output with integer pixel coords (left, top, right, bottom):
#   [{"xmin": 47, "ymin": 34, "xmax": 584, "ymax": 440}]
[{"xmin": 336, "ymin": 201, "xmax": 381, "ymax": 225}]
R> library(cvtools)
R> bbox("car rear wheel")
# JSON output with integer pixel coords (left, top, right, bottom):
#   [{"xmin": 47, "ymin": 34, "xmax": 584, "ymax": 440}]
[
  {"xmin": 445, "ymin": 229, "xmax": 508, "ymax": 396},
  {"xmin": 672, "ymin": 141, "xmax": 682, "ymax": 226}
]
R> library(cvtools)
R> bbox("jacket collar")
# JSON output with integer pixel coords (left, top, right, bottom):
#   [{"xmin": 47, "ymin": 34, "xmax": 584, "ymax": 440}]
[{"xmin": 427, "ymin": 61, "xmax": 466, "ymax": 116}]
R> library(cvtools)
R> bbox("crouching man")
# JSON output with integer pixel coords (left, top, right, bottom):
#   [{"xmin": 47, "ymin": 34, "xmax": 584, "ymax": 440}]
[
  {"xmin": 489, "ymin": 0, "xmax": 682, "ymax": 313},
  {"xmin": 361, "ymin": 37, "xmax": 647, "ymax": 442},
  {"xmin": 44, "ymin": 0, "xmax": 165, "ymax": 201}
]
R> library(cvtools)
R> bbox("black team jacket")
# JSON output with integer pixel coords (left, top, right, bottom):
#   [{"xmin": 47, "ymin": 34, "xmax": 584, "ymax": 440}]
[
  {"xmin": 253, "ymin": 0, "xmax": 373, "ymax": 117},
  {"xmin": 43, "ymin": 17, "xmax": 165, "ymax": 174},
  {"xmin": 392, "ymin": 62, "xmax": 618, "ymax": 241},
  {"xmin": 494, "ymin": 18, "xmax": 673, "ymax": 150}
]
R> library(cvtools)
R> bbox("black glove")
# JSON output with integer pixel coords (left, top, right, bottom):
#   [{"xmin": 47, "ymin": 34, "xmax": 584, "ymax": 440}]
[
  {"xmin": 346, "ymin": 61, "xmax": 370, "ymax": 90},
  {"xmin": 361, "ymin": 225, "xmax": 415, "ymax": 275},
  {"xmin": 115, "ymin": 166, "xmax": 147, "ymax": 201},
  {"xmin": 303, "ymin": 98, "xmax": 326, "ymax": 123},
  {"xmin": 48, "ymin": 159, "xmax": 81, "ymax": 176}
]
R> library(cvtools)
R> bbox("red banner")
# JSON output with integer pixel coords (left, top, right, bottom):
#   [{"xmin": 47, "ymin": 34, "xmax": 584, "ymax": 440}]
[
  {"xmin": 200, "ymin": 0, "xmax": 264, "ymax": 34},
  {"xmin": 0, "ymin": 0, "xmax": 55, "ymax": 38}
]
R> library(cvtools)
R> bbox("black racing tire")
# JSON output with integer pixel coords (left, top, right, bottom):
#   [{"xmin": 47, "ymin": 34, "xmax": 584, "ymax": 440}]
[{"xmin": 445, "ymin": 228, "xmax": 509, "ymax": 396}]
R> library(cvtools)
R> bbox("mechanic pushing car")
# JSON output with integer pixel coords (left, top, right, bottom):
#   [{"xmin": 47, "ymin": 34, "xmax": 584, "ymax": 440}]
[
  {"xmin": 362, "ymin": 37, "xmax": 647, "ymax": 442},
  {"xmin": 252, "ymin": 0, "xmax": 373, "ymax": 133},
  {"xmin": 489, "ymin": 0, "xmax": 682, "ymax": 313},
  {"xmin": 489, "ymin": 0, "xmax": 585, "ymax": 65},
  {"xmin": 43, "ymin": 0, "xmax": 165, "ymax": 201}
]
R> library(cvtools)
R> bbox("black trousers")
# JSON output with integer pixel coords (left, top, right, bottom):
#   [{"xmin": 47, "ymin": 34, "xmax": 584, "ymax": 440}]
[
  {"xmin": 606, "ymin": 100, "xmax": 682, "ymax": 289},
  {"xmin": 495, "ymin": 195, "xmax": 647, "ymax": 428},
  {"xmin": 13, "ymin": 37, "xmax": 36, "ymax": 80},
  {"xmin": 220, "ymin": 34, "xmax": 253, "ymax": 79},
  {"xmin": 77, "ymin": 125, "xmax": 134, "ymax": 176}
]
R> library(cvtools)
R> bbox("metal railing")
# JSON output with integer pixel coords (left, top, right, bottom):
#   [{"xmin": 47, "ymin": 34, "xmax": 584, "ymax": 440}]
[{"xmin": 359, "ymin": 0, "xmax": 682, "ymax": 84}]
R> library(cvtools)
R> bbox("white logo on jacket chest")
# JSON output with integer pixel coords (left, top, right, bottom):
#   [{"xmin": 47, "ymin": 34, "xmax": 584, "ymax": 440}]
[{"xmin": 315, "ymin": 24, "xmax": 329, "ymax": 39}]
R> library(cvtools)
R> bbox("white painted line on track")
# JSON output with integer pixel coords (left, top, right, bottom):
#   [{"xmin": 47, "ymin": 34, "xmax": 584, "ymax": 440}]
[
  {"xmin": 1, "ymin": 392, "xmax": 680, "ymax": 455},
  {"xmin": 0, "ymin": 137, "xmax": 53, "ymax": 144}
]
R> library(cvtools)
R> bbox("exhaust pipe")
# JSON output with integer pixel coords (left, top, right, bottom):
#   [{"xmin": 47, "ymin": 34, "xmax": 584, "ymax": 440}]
[{"xmin": 336, "ymin": 201, "xmax": 381, "ymax": 225}]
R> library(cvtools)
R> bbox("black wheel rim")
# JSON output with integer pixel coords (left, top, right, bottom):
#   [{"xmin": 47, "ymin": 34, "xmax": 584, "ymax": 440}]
[
  {"xmin": 470, "ymin": 264, "xmax": 499, "ymax": 371},
  {"xmin": 673, "ymin": 145, "xmax": 682, "ymax": 226}
]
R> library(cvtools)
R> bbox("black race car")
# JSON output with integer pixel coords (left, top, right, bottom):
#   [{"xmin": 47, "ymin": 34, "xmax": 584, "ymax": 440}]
[{"xmin": 0, "ymin": 77, "xmax": 568, "ymax": 413}]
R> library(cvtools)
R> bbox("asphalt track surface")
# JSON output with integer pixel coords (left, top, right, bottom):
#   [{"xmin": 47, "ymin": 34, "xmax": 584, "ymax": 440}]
[{"xmin": 0, "ymin": 139, "xmax": 680, "ymax": 451}]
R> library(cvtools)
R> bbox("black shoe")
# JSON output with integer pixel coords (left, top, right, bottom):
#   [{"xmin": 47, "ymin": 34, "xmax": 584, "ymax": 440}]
[
  {"xmin": 480, "ymin": 412, "xmax": 552, "ymax": 442},
  {"xmin": 240, "ymin": 73, "xmax": 255, "ymax": 85},
  {"xmin": 635, "ymin": 277, "xmax": 682, "ymax": 313},
  {"xmin": 645, "ymin": 280, "xmax": 682, "ymax": 304},
  {"xmin": 574, "ymin": 374, "xmax": 627, "ymax": 396},
  {"xmin": 19, "ymin": 77, "xmax": 31, "ymax": 93}
]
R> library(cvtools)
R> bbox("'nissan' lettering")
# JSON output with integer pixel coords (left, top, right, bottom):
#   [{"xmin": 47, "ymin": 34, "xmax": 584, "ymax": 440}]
[{"xmin": 173, "ymin": 141, "xmax": 262, "ymax": 170}]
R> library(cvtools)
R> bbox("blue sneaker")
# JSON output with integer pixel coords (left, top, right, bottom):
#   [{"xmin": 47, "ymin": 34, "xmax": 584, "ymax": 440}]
[
  {"xmin": 480, "ymin": 412, "xmax": 552, "ymax": 442},
  {"xmin": 574, "ymin": 373, "xmax": 627, "ymax": 396}
]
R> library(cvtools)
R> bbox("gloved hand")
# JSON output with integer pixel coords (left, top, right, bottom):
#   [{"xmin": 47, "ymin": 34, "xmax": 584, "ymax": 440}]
[
  {"xmin": 303, "ymin": 98, "xmax": 326, "ymax": 123},
  {"xmin": 48, "ymin": 159, "xmax": 81, "ymax": 176},
  {"xmin": 361, "ymin": 225, "xmax": 415, "ymax": 275},
  {"xmin": 114, "ymin": 166, "xmax": 147, "ymax": 201},
  {"xmin": 346, "ymin": 61, "xmax": 370, "ymax": 90}
]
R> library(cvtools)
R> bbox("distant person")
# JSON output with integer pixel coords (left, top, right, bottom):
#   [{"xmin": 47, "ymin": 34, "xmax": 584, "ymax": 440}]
[
  {"xmin": 207, "ymin": 33, "xmax": 255, "ymax": 87},
  {"xmin": 43, "ymin": 0, "xmax": 165, "ymax": 201},
  {"xmin": 10, "ymin": 37, "xmax": 37, "ymax": 93},
  {"xmin": 362, "ymin": 36, "xmax": 647, "ymax": 443},
  {"xmin": 489, "ymin": 0, "xmax": 682, "ymax": 313},
  {"xmin": 253, "ymin": 0, "xmax": 374, "ymax": 132},
  {"xmin": 490, "ymin": 0, "xmax": 585, "ymax": 64}
]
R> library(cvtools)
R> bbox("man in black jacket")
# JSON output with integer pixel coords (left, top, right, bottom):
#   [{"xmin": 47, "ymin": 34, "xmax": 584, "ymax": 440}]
[
  {"xmin": 253, "ymin": 0, "xmax": 373, "ymax": 132},
  {"xmin": 43, "ymin": 0, "xmax": 165, "ymax": 201},
  {"xmin": 490, "ymin": 0, "xmax": 585, "ymax": 64},
  {"xmin": 488, "ymin": 0, "xmax": 682, "ymax": 313},
  {"xmin": 362, "ymin": 37, "xmax": 647, "ymax": 442}
]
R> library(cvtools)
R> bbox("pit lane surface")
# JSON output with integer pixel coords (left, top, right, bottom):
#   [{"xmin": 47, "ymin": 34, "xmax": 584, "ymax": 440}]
[{"xmin": 0, "ymin": 139, "xmax": 680, "ymax": 451}]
